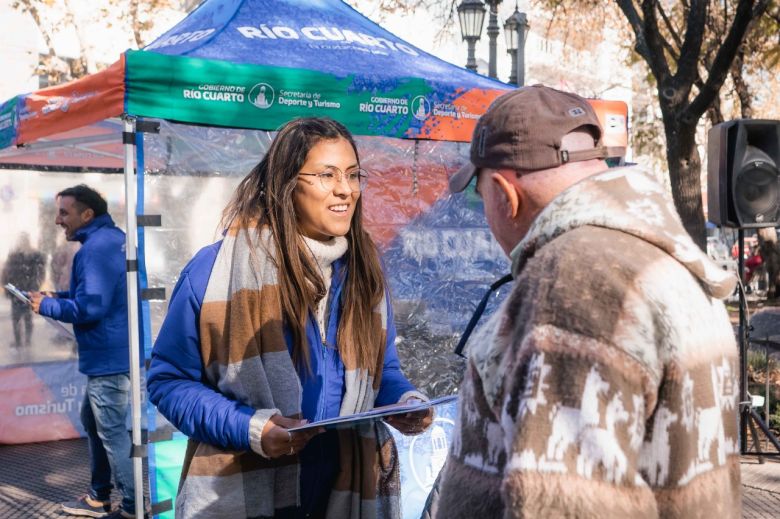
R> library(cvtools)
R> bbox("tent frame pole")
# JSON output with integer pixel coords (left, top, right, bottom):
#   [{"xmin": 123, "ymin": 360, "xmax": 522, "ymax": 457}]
[{"xmin": 122, "ymin": 115, "xmax": 145, "ymax": 519}]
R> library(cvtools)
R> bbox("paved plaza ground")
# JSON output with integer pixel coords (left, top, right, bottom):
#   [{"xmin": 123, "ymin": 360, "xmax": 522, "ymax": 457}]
[
  {"xmin": 1, "ymin": 303, "xmax": 778, "ymax": 517},
  {"xmin": 0, "ymin": 438, "xmax": 778, "ymax": 518}
]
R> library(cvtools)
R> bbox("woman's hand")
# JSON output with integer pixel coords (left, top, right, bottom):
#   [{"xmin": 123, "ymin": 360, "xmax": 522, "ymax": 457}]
[
  {"xmin": 260, "ymin": 414, "xmax": 323, "ymax": 458},
  {"xmin": 384, "ymin": 399, "xmax": 433, "ymax": 435}
]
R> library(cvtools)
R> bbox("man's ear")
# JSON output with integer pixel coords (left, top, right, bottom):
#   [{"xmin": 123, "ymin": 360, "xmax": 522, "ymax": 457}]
[
  {"xmin": 81, "ymin": 207, "xmax": 95, "ymax": 223},
  {"xmin": 490, "ymin": 172, "xmax": 521, "ymax": 218}
]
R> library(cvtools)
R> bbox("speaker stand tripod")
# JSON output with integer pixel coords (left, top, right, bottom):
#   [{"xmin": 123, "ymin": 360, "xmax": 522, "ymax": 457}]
[{"xmin": 737, "ymin": 229, "xmax": 780, "ymax": 460}]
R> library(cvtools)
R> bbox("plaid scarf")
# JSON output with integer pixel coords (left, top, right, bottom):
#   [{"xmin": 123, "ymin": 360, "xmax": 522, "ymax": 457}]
[{"xmin": 175, "ymin": 224, "xmax": 400, "ymax": 518}]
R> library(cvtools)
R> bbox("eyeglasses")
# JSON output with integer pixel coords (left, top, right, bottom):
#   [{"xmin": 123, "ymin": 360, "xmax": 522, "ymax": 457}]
[{"xmin": 298, "ymin": 166, "xmax": 368, "ymax": 192}]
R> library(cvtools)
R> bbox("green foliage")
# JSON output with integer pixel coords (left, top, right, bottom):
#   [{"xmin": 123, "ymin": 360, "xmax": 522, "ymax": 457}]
[
  {"xmin": 747, "ymin": 350, "xmax": 780, "ymax": 433},
  {"xmin": 771, "ymin": 409, "xmax": 780, "ymax": 431},
  {"xmin": 748, "ymin": 348, "xmax": 770, "ymax": 372}
]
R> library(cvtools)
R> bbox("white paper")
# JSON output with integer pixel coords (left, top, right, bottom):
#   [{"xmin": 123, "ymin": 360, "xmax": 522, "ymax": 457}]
[
  {"xmin": 4, "ymin": 283, "xmax": 76, "ymax": 338},
  {"xmin": 4, "ymin": 282, "xmax": 30, "ymax": 303},
  {"xmin": 287, "ymin": 395, "xmax": 458, "ymax": 432}
]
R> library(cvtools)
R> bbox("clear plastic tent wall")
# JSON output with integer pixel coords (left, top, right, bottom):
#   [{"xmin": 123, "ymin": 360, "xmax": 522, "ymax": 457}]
[
  {"xmin": 0, "ymin": 171, "xmax": 127, "ymax": 443},
  {"xmin": 140, "ymin": 120, "xmax": 510, "ymax": 518}
]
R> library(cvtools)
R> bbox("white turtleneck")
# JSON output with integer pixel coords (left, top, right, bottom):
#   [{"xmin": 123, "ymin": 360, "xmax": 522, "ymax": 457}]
[{"xmin": 301, "ymin": 235, "xmax": 348, "ymax": 344}]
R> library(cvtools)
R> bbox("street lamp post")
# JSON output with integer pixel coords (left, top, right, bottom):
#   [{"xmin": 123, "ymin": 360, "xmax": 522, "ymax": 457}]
[
  {"xmin": 503, "ymin": 7, "xmax": 530, "ymax": 86},
  {"xmin": 485, "ymin": 0, "xmax": 503, "ymax": 79},
  {"xmin": 457, "ymin": 0, "xmax": 487, "ymax": 72}
]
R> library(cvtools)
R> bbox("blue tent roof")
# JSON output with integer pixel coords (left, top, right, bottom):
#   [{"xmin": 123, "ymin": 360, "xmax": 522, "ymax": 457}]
[
  {"xmin": 0, "ymin": 0, "xmax": 513, "ymax": 149},
  {"xmin": 144, "ymin": 0, "xmax": 507, "ymax": 91}
]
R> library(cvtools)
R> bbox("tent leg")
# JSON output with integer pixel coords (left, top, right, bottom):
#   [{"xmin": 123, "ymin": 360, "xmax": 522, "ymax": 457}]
[{"xmin": 123, "ymin": 115, "xmax": 145, "ymax": 519}]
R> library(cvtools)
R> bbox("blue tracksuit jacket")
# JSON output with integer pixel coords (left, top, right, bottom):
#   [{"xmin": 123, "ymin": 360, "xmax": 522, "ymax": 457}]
[{"xmin": 39, "ymin": 213, "xmax": 129, "ymax": 376}]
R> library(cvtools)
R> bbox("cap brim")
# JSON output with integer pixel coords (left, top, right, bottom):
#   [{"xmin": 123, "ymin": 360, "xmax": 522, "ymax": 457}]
[{"xmin": 449, "ymin": 162, "xmax": 478, "ymax": 193}]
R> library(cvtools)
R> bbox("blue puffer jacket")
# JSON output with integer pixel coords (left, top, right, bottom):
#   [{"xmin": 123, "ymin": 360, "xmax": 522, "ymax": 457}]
[
  {"xmin": 147, "ymin": 241, "xmax": 417, "ymax": 448},
  {"xmin": 39, "ymin": 213, "xmax": 129, "ymax": 376},
  {"xmin": 147, "ymin": 241, "xmax": 418, "ymax": 512}
]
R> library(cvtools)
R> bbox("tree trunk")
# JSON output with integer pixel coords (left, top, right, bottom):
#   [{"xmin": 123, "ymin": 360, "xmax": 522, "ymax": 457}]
[
  {"xmin": 662, "ymin": 111, "xmax": 707, "ymax": 250},
  {"xmin": 706, "ymin": 95, "xmax": 724, "ymax": 126},
  {"xmin": 731, "ymin": 47, "xmax": 753, "ymax": 118}
]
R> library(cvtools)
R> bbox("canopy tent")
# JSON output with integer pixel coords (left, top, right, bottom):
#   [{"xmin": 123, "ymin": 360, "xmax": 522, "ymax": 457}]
[
  {"xmin": 0, "ymin": 0, "xmax": 513, "ymax": 149},
  {"xmin": 0, "ymin": 1, "xmax": 629, "ymax": 517},
  {"xmin": 0, "ymin": 0, "xmax": 628, "ymax": 149},
  {"xmin": 0, "ymin": 119, "xmax": 124, "ymax": 171}
]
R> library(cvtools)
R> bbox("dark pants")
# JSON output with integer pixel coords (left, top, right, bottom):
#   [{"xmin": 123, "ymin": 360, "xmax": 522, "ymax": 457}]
[
  {"xmin": 275, "ymin": 430, "xmax": 340, "ymax": 519},
  {"xmin": 10, "ymin": 302, "xmax": 32, "ymax": 347}
]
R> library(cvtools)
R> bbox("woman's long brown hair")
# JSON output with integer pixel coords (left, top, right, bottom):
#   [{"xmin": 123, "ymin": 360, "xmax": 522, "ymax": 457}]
[{"xmin": 220, "ymin": 117, "xmax": 385, "ymax": 372}]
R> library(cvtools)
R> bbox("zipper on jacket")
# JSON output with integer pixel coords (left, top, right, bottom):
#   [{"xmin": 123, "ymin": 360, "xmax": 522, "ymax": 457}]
[
  {"xmin": 312, "ymin": 312, "xmax": 328, "ymax": 422},
  {"xmin": 316, "ymin": 304, "xmax": 327, "ymax": 347}
]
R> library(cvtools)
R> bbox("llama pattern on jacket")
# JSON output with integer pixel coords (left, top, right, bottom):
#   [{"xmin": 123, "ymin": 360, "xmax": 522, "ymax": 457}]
[
  {"xmin": 433, "ymin": 167, "xmax": 741, "ymax": 519},
  {"xmin": 576, "ymin": 391, "xmax": 631, "ymax": 482},
  {"xmin": 677, "ymin": 357, "xmax": 740, "ymax": 485},
  {"xmin": 544, "ymin": 366, "xmax": 609, "ymax": 468},
  {"xmin": 638, "ymin": 405, "xmax": 678, "ymax": 486}
]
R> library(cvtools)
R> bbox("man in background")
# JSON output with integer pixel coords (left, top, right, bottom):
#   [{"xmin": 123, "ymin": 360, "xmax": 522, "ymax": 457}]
[
  {"xmin": 29, "ymin": 184, "xmax": 136, "ymax": 519},
  {"xmin": 433, "ymin": 86, "xmax": 741, "ymax": 517},
  {"xmin": 2, "ymin": 232, "xmax": 45, "ymax": 349}
]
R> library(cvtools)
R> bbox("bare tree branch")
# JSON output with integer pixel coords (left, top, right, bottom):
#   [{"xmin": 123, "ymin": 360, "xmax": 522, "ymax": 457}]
[
  {"xmin": 615, "ymin": 0, "xmax": 648, "ymax": 56},
  {"xmin": 14, "ymin": 0, "xmax": 56, "ymax": 55},
  {"xmin": 674, "ymin": 0, "xmax": 708, "ymax": 91},
  {"xmin": 656, "ymin": 2, "xmax": 683, "ymax": 52},
  {"xmin": 616, "ymin": 0, "xmax": 675, "ymax": 86},
  {"xmin": 687, "ymin": 0, "xmax": 770, "ymax": 120},
  {"xmin": 130, "ymin": 0, "xmax": 143, "ymax": 49},
  {"xmin": 639, "ymin": 0, "xmax": 673, "ymax": 84}
]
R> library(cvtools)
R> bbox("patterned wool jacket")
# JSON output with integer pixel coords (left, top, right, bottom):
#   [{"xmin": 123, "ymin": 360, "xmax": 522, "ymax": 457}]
[{"xmin": 435, "ymin": 167, "xmax": 740, "ymax": 518}]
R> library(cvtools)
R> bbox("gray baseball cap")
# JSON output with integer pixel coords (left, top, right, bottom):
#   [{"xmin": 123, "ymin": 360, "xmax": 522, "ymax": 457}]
[{"xmin": 449, "ymin": 85, "xmax": 607, "ymax": 193}]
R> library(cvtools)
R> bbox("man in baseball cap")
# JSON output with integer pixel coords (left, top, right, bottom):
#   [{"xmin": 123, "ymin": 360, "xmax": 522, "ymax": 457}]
[
  {"xmin": 448, "ymin": 84, "xmax": 607, "ymax": 195},
  {"xmin": 432, "ymin": 85, "xmax": 740, "ymax": 518}
]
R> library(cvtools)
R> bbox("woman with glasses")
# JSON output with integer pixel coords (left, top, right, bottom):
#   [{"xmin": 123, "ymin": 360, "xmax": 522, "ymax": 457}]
[{"xmin": 147, "ymin": 117, "xmax": 430, "ymax": 519}]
